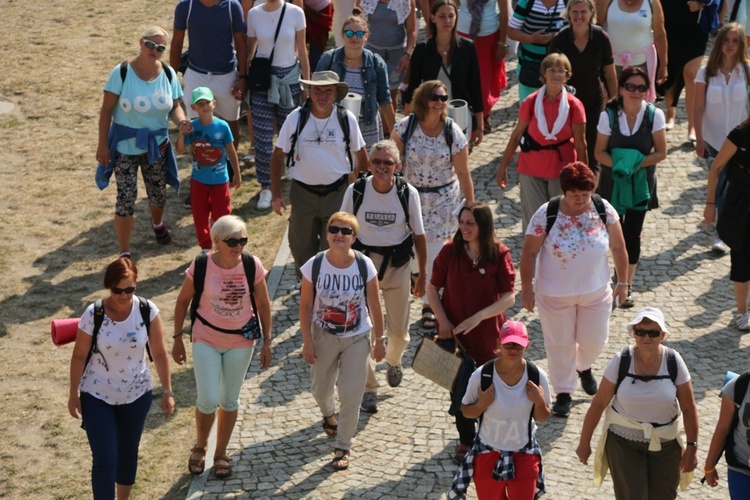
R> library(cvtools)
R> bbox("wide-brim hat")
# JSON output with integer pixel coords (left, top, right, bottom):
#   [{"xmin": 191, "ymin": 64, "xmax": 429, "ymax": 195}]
[
  {"xmin": 300, "ymin": 71, "xmax": 349, "ymax": 102},
  {"xmin": 627, "ymin": 307, "xmax": 671, "ymax": 338}
]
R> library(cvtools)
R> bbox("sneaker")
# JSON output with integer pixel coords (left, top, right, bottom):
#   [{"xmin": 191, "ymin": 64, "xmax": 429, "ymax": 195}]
[
  {"xmin": 711, "ymin": 236, "xmax": 729, "ymax": 255},
  {"xmin": 552, "ymin": 393, "xmax": 572, "ymax": 418},
  {"xmin": 620, "ymin": 285, "xmax": 634, "ymax": 309},
  {"xmin": 184, "ymin": 195, "xmax": 192, "ymax": 209},
  {"xmin": 736, "ymin": 312, "xmax": 750, "ymax": 331},
  {"xmin": 257, "ymin": 189, "xmax": 272, "ymax": 210},
  {"xmin": 361, "ymin": 391, "xmax": 378, "ymax": 413},
  {"xmin": 387, "ymin": 364, "xmax": 403, "ymax": 388},
  {"xmin": 578, "ymin": 368, "xmax": 598, "ymax": 396},
  {"xmin": 152, "ymin": 221, "xmax": 172, "ymax": 245}
]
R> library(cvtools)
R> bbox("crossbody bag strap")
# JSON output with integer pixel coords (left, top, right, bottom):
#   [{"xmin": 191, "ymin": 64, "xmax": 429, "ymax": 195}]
[{"xmin": 265, "ymin": 2, "xmax": 288, "ymax": 64}]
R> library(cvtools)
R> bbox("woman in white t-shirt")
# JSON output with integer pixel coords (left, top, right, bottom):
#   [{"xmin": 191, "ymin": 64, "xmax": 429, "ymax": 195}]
[
  {"xmin": 520, "ymin": 162, "xmax": 628, "ymax": 419},
  {"xmin": 450, "ymin": 321, "xmax": 551, "ymax": 499},
  {"xmin": 299, "ymin": 211, "xmax": 385, "ymax": 471},
  {"xmin": 576, "ymin": 307, "xmax": 699, "ymax": 499},
  {"xmin": 68, "ymin": 257, "xmax": 174, "ymax": 499}
]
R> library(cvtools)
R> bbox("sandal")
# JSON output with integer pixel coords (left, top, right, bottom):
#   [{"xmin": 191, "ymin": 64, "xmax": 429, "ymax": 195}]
[
  {"xmin": 152, "ymin": 221, "xmax": 172, "ymax": 245},
  {"xmin": 453, "ymin": 443, "xmax": 470, "ymax": 465},
  {"xmin": 420, "ymin": 307, "xmax": 437, "ymax": 331},
  {"xmin": 331, "ymin": 448, "xmax": 350, "ymax": 471},
  {"xmin": 322, "ymin": 414, "xmax": 338, "ymax": 437},
  {"xmin": 483, "ymin": 117, "xmax": 492, "ymax": 134},
  {"xmin": 188, "ymin": 445, "xmax": 206, "ymax": 475},
  {"xmin": 213, "ymin": 454, "xmax": 233, "ymax": 479}
]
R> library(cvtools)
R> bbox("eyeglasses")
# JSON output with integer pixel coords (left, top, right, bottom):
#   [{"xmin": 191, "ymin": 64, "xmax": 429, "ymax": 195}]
[
  {"xmin": 223, "ymin": 237, "xmax": 248, "ymax": 248},
  {"xmin": 328, "ymin": 226, "xmax": 354, "ymax": 235},
  {"xmin": 143, "ymin": 39, "xmax": 167, "ymax": 52},
  {"xmin": 371, "ymin": 158, "xmax": 397, "ymax": 166},
  {"xmin": 633, "ymin": 328, "xmax": 661, "ymax": 338},
  {"xmin": 429, "ymin": 94, "xmax": 449, "ymax": 102},
  {"xmin": 623, "ymin": 83, "xmax": 649, "ymax": 93},
  {"xmin": 344, "ymin": 29, "xmax": 366, "ymax": 39},
  {"xmin": 111, "ymin": 286, "xmax": 136, "ymax": 295},
  {"xmin": 545, "ymin": 68, "xmax": 568, "ymax": 75},
  {"xmin": 502, "ymin": 342, "xmax": 526, "ymax": 351}
]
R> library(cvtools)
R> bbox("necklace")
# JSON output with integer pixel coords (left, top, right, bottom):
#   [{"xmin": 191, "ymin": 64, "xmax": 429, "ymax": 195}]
[
  {"xmin": 466, "ymin": 246, "xmax": 485, "ymax": 274},
  {"xmin": 635, "ymin": 348, "xmax": 661, "ymax": 380},
  {"xmin": 312, "ymin": 112, "xmax": 334, "ymax": 144}
]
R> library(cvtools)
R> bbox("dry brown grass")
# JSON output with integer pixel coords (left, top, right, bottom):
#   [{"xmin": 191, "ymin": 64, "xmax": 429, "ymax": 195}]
[{"xmin": 0, "ymin": 1, "xmax": 288, "ymax": 497}]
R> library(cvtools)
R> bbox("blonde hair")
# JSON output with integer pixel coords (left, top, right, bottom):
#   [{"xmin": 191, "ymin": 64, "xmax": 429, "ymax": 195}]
[
  {"xmin": 211, "ymin": 215, "xmax": 247, "ymax": 250},
  {"xmin": 706, "ymin": 23, "xmax": 749, "ymax": 79},
  {"xmin": 327, "ymin": 211, "xmax": 359, "ymax": 237},
  {"xmin": 540, "ymin": 53, "xmax": 573, "ymax": 84},
  {"xmin": 562, "ymin": 0, "xmax": 596, "ymax": 23},
  {"xmin": 141, "ymin": 26, "xmax": 168, "ymax": 39},
  {"xmin": 411, "ymin": 80, "xmax": 448, "ymax": 122}
]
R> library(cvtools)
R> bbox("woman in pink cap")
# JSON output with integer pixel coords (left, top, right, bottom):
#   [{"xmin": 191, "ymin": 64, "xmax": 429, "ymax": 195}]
[{"xmin": 449, "ymin": 320, "xmax": 551, "ymax": 499}]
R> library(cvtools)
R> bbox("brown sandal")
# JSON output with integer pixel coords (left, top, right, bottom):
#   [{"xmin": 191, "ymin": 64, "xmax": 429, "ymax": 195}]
[
  {"xmin": 322, "ymin": 414, "xmax": 338, "ymax": 437},
  {"xmin": 213, "ymin": 454, "xmax": 233, "ymax": 479},
  {"xmin": 188, "ymin": 445, "xmax": 206, "ymax": 475},
  {"xmin": 331, "ymin": 448, "xmax": 350, "ymax": 471}
]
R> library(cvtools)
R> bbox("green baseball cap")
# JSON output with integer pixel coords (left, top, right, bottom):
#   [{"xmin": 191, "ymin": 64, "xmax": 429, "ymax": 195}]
[{"xmin": 191, "ymin": 87, "xmax": 214, "ymax": 104}]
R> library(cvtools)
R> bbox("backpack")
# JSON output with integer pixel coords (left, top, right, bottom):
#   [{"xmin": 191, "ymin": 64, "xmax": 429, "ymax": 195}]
[
  {"xmin": 119, "ymin": 60, "xmax": 174, "ymax": 84},
  {"xmin": 286, "ymin": 99, "xmax": 352, "ymax": 169},
  {"xmin": 310, "ymin": 250, "xmax": 369, "ymax": 304},
  {"xmin": 352, "ymin": 175, "xmax": 411, "ymax": 230},
  {"xmin": 189, "ymin": 252, "xmax": 260, "ymax": 335},
  {"xmin": 478, "ymin": 359, "xmax": 541, "ymax": 449},
  {"xmin": 401, "ymin": 113, "xmax": 454, "ymax": 161},
  {"xmin": 85, "ymin": 296, "xmax": 152, "ymax": 371},
  {"xmin": 606, "ymin": 102, "xmax": 655, "ymax": 136},
  {"xmin": 724, "ymin": 371, "xmax": 750, "ymax": 471},
  {"xmin": 614, "ymin": 345, "xmax": 677, "ymax": 394},
  {"xmin": 544, "ymin": 194, "xmax": 607, "ymax": 235}
]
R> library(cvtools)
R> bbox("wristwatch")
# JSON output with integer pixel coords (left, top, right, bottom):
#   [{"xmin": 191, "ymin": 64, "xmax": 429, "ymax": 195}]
[{"xmin": 686, "ymin": 441, "xmax": 698, "ymax": 448}]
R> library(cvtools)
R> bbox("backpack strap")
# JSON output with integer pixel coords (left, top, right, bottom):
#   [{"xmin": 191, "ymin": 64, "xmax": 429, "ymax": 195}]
[
  {"xmin": 119, "ymin": 60, "xmax": 173, "ymax": 84},
  {"xmin": 591, "ymin": 193, "xmax": 608, "ymax": 227},
  {"xmin": 352, "ymin": 177, "xmax": 367, "ymax": 216},
  {"xmin": 395, "ymin": 176, "xmax": 411, "ymax": 230},
  {"xmin": 137, "ymin": 296, "xmax": 154, "ymax": 362},
  {"xmin": 190, "ymin": 252, "xmax": 209, "ymax": 327},
  {"xmin": 311, "ymin": 250, "xmax": 368, "ymax": 305},
  {"xmin": 645, "ymin": 102, "xmax": 655, "ymax": 130},
  {"xmin": 336, "ymin": 104, "xmax": 353, "ymax": 170},
  {"xmin": 401, "ymin": 113, "xmax": 418, "ymax": 156},
  {"xmin": 241, "ymin": 251, "xmax": 262, "ymax": 337},
  {"xmin": 664, "ymin": 346, "xmax": 677, "ymax": 383},
  {"xmin": 615, "ymin": 345, "xmax": 631, "ymax": 394},
  {"xmin": 354, "ymin": 250, "xmax": 369, "ymax": 305},
  {"xmin": 310, "ymin": 251, "xmax": 326, "ymax": 303},
  {"xmin": 444, "ymin": 116, "xmax": 454, "ymax": 158},
  {"xmin": 545, "ymin": 196, "xmax": 562, "ymax": 235},
  {"xmin": 731, "ymin": 0, "xmax": 742, "ymax": 21},
  {"xmin": 85, "ymin": 298, "xmax": 106, "ymax": 369},
  {"xmin": 524, "ymin": 360, "xmax": 540, "ymax": 448},
  {"xmin": 287, "ymin": 100, "xmax": 312, "ymax": 168}
]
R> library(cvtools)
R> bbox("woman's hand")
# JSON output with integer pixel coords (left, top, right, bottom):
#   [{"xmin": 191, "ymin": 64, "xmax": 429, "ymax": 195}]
[
  {"xmin": 373, "ymin": 340, "xmax": 386, "ymax": 362},
  {"xmin": 259, "ymin": 343, "xmax": 272, "ymax": 369},
  {"xmin": 412, "ymin": 273, "xmax": 427, "ymax": 298},
  {"xmin": 162, "ymin": 393, "xmax": 175, "ymax": 419},
  {"xmin": 680, "ymin": 446, "xmax": 698, "ymax": 473},
  {"xmin": 575, "ymin": 442, "xmax": 592, "ymax": 465},
  {"xmin": 521, "ymin": 288, "xmax": 535, "ymax": 313},
  {"xmin": 68, "ymin": 392, "xmax": 82, "ymax": 419},
  {"xmin": 657, "ymin": 65, "xmax": 668, "ymax": 85},
  {"xmin": 526, "ymin": 380, "xmax": 546, "ymax": 405},
  {"xmin": 471, "ymin": 127, "xmax": 483, "ymax": 148},
  {"xmin": 302, "ymin": 341, "xmax": 316, "ymax": 364},
  {"xmin": 178, "ymin": 120, "xmax": 193, "ymax": 135},
  {"xmin": 477, "ymin": 383, "xmax": 495, "ymax": 408},
  {"xmin": 496, "ymin": 164, "xmax": 508, "ymax": 189},
  {"xmin": 495, "ymin": 44, "xmax": 508, "ymax": 62},
  {"xmin": 529, "ymin": 29, "xmax": 553, "ymax": 45},
  {"xmin": 453, "ymin": 314, "xmax": 482, "ymax": 336},
  {"xmin": 96, "ymin": 144, "xmax": 110, "ymax": 166},
  {"xmin": 704, "ymin": 203, "xmax": 717, "ymax": 229},
  {"xmin": 172, "ymin": 336, "xmax": 187, "ymax": 365},
  {"xmin": 703, "ymin": 468, "xmax": 719, "ymax": 487},
  {"xmin": 695, "ymin": 140, "xmax": 707, "ymax": 160},
  {"xmin": 437, "ymin": 319, "xmax": 455, "ymax": 339},
  {"xmin": 613, "ymin": 283, "xmax": 627, "ymax": 308},
  {"xmin": 397, "ymin": 53, "xmax": 410, "ymax": 73}
]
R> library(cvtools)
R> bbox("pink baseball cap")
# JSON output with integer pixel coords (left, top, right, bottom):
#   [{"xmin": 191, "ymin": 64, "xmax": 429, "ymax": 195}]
[{"xmin": 500, "ymin": 320, "xmax": 529, "ymax": 347}]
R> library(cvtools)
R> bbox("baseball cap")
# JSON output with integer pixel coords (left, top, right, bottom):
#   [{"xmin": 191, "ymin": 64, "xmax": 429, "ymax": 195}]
[
  {"xmin": 191, "ymin": 87, "xmax": 214, "ymax": 104},
  {"xmin": 500, "ymin": 320, "xmax": 529, "ymax": 347}
]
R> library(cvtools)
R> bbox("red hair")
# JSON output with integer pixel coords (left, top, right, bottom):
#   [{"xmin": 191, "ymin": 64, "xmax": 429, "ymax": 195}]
[
  {"xmin": 103, "ymin": 257, "xmax": 138, "ymax": 289},
  {"xmin": 560, "ymin": 162, "xmax": 596, "ymax": 192}
]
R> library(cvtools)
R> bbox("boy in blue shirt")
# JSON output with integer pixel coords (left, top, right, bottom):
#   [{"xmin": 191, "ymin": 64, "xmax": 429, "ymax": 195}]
[{"xmin": 177, "ymin": 87, "xmax": 241, "ymax": 249}]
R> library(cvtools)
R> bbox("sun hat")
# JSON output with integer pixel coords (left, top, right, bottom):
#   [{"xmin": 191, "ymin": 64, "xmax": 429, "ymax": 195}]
[
  {"xmin": 627, "ymin": 307, "xmax": 670, "ymax": 337},
  {"xmin": 500, "ymin": 320, "xmax": 529, "ymax": 347},
  {"xmin": 300, "ymin": 71, "xmax": 349, "ymax": 102},
  {"xmin": 191, "ymin": 87, "xmax": 215, "ymax": 104}
]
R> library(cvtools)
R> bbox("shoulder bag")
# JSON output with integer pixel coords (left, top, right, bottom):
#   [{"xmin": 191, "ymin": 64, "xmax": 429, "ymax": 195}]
[
  {"xmin": 247, "ymin": 2, "xmax": 287, "ymax": 92},
  {"xmin": 412, "ymin": 335, "xmax": 464, "ymax": 392}
]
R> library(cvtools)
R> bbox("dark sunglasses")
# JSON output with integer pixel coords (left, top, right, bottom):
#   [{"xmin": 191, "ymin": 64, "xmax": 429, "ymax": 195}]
[
  {"xmin": 623, "ymin": 83, "xmax": 648, "ymax": 93},
  {"xmin": 633, "ymin": 328, "xmax": 661, "ymax": 338},
  {"xmin": 328, "ymin": 226, "xmax": 354, "ymax": 235},
  {"xmin": 344, "ymin": 29, "xmax": 366, "ymax": 39},
  {"xmin": 429, "ymin": 94, "xmax": 449, "ymax": 102},
  {"xmin": 371, "ymin": 158, "xmax": 397, "ymax": 166},
  {"xmin": 143, "ymin": 39, "xmax": 167, "ymax": 52},
  {"xmin": 223, "ymin": 237, "xmax": 248, "ymax": 248},
  {"xmin": 502, "ymin": 342, "xmax": 525, "ymax": 351},
  {"xmin": 111, "ymin": 286, "xmax": 136, "ymax": 295}
]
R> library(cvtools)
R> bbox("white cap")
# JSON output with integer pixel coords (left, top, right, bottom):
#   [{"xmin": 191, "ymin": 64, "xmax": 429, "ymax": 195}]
[{"xmin": 627, "ymin": 307, "xmax": 670, "ymax": 337}]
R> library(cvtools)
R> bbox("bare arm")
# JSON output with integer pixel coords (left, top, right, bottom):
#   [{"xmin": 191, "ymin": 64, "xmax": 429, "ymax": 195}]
[
  {"xmin": 676, "ymin": 380, "xmax": 699, "ymax": 473},
  {"xmin": 176, "ymin": 131, "xmax": 187, "ymax": 154},
  {"xmin": 497, "ymin": 119, "xmax": 529, "ymax": 188},
  {"xmin": 226, "ymin": 142, "xmax": 242, "ymax": 189},
  {"xmin": 426, "ymin": 282, "xmax": 454, "ymax": 338},
  {"xmin": 296, "ymin": 29, "xmax": 311, "ymax": 81},
  {"xmin": 366, "ymin": 276, "xmax": 386, "ymax": 361},
  {"xmin": 412, "ymin": 233, "xmax": 428, "ymax": 297},
  {"xmin": 453, "ymin": 291, "xmax": 516, "ymax": 335},
  {"xmin": 576, "ymin": 377, "xmax": 616, "ymax": 464},
  {"xmin": 704, "ymin": 138, "xmax": 736, "ymax": 228},
  {"xmin": 247, "ymin": 36, "xmax": 258, "ymax": 71},
  {"xmin": 147, "ymin": 314, "xmax": 175, "ymax": 418},
  {"xmin": 172, "ymin": 275, "xmax": 195, "ymax": 365},
  {"xmin": 398, "ymin": 0, "xmax": 418, "ymax": 73},
  {"xmin": 299, "ymin": 277, "xmax": 316, "ymax": 364},
  {"xmin": 573, "ymin": 122, "xmax": 588, "ymax": 166},
  {"xmin": 380, "ymin": 103, "xmax": 396, "ymax": 134},
  {"xmin": 640, "ymin": 128, "xmax": 667, "ymax": 167},
  {"xmin": 354, "ymin": 147, "xmax": 369, "ymax": 175},
  {"xmin": 693, "ymin": 81, "xmax": 707, "ymax": 158},
  {"xmin": 519, "ymin": 234, "xmax": 544, "ymax": 313},
  {"xmin": 651, "ymin": 0, "xmax": 668, "ymax": 84},
  {"xmin": 703, "ymin": 395, "xmax": 737, "ymax": 487},
  {"xmin": 96, "ymin": 91, "xmax": 119, "ymax": 165},
  {"xmin": 607, "ymin": 220, "xmax": 629, "ymax": 305},
  {"xmin": 508, "ymin": 28, "xmax": 553, "ymax": 45},
  {"xmin": 169, "ymin": 29, "xmax": 186, "ymax": 69},
  {"xmin": 453, "ymin": 146, "xmax": 474, "ymax": 203},
  {"xmin": 496, "ymin": 0, "xmax": 511, "ymax": 61},
  {"xmin": 68, "ymin": 329, "xmax": 93, "ymax": 418},
  {"xmin": 594, "ymin": 131, "xmax": 612, "ymax": 168},
  {"xmin": 253, "ymin": 277, "xmax": 273, "ymax": 369},
  {"xmin": 604, "ymin": 64, "xmax": 618, "ymax": 99},
  {"xmin": 271, "ymin": 146, "xmax": 288, "ymax": 215},
  {"xmin": 596, "ymin": 0, "xmax": 608, "ymax": 26}
]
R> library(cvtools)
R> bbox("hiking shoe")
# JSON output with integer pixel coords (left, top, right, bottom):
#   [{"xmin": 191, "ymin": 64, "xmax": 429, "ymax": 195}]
[
  {"xmin": 736, "ymin": 312, "xmax": 750, "ymax": 331},
  {"xmin": 711, "ymin": 236, "xmax": 729, "ymax": 255},
  {"xmin": 387, "ymin": 364, "xmax": 403, "ymax": 388},
  {"xmin": 552, "ymin": 393, "xmax": 572, "ymax": 418},
  {"xmin": 152, "ymin": 222, "xmax": 172, "ymax": 245},
  {"xmin": 620, "ymin": 285, "xmax": 634, "ymax": 309},
  {"xmin": 578, "ymin": 368, "xmax": 598, "ymax": 396},
  {"xmin": 361, "ymin": 391, "xmax": 378, "ymax": 413},
  {"xmin": 257, "ymin": 189, "xmax": 272, "ymax": 210}
]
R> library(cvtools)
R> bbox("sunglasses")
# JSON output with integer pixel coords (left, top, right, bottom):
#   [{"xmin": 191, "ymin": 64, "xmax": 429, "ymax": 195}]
[
  {"xmin": 223, "ymin": 237, "xmax": 249, "ymax": 248},
  {"xmin": 429, "ymin": 94, "xmax": 449, "ymax": 102},
  {"xmin": 623, "ymin": 83, "xmax": 649, "ymax": 93},
  {"xmin": 344, "ymin": 29, "xmax": 366, "ymax": 39},
  {"xmin": 143, "ymin": 39, "xmax": 167, "ymax": 52},
  {"xmin": 371, "ymin": 158, "xmax": 397, "ymax": 166},
  {"xmin": 328, "ymin": 226, "xmax": 354, "ymax": 235},
  {"xmin": 111, "ymin": 286, "xmax": 136, "ymax": 295},
  {"xmin": 633, "ymin": 328, "xmax": 661, "ymax": 338},
  {"xmin": 502, "ymin": 342, "xmax": 526, "ymax": 351}
]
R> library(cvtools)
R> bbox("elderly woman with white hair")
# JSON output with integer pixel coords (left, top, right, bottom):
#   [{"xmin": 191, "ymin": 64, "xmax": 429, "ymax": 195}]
[
  {"xmin": 172, "ymin": 215, "xmax": 273, "ymax": 480},
  {"xmin": 575, "ymin": 307, "xmax": 699, "ymax": 499}
]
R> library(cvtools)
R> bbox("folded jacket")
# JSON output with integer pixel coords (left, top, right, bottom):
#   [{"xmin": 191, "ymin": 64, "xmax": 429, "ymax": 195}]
[{"xmin": 611, "ymin": 147, "xmax": 648, "ymax": 214}]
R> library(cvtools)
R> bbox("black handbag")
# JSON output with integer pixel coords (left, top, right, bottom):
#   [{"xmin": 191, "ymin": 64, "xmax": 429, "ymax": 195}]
[
  {"xmin": 518, "ymin": 60, "xmax": 543, "ymax": 88},
  {"xmin": 247, "ymin": 2, "xmax": 286, "ymax": 92}
]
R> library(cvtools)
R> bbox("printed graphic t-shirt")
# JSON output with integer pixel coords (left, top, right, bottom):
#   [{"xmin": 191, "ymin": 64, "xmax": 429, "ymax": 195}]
[{"xmin": 184, "ymin": 117, "xmax": 234, "ymax": 185}]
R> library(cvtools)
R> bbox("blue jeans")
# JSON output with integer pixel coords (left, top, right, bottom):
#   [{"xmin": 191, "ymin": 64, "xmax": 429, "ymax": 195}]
[
  {"xmin": 81, "ymin": 390, "xmax": 152, "ymax": 499},
  {"xmin": 192, "ymin": 341, "xmax": 254, "ymax": 413},
  {"xmin": 728, "ymin": 468, "xmax": 750, "ymax": 499}
]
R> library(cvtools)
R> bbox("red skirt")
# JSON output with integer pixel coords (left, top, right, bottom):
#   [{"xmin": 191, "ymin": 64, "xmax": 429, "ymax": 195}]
[{"xmin": 458, "ymin": 30, "xmax": 507, "ymax": 116}]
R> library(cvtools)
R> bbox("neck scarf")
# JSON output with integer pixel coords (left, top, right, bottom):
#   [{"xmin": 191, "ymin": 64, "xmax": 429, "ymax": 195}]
[
  {"xmin": 534, "ymin": 85, "xmax": 569, "ymax": 141},
  {"xmin": 467, "ymin": 0, "xmax": 492, "ymax": 39}
]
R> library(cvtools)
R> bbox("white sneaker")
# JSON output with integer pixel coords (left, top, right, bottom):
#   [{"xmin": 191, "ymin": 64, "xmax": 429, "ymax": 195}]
[
  {"xmin": 711, "ymin": 236, "xmax": 729, "ymax": 255},
  {"xmin": 257, "ymin": 189, "xmax": 272, "ymax": 210},
  {"xmin": 736, "ymin": 312, "xmax": 750, "ymax": 331}
]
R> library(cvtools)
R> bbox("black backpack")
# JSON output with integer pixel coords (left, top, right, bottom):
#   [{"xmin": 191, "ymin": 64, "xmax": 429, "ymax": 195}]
[
  {"xmin": 544, "ymin": 194, "xmax": 608, "ymax": 235},
  {"xmin": 477, "ymin": 359, "xmax": 541, "ymax": 449},
  {"xmin": 86, "ymin": 296, "xmax": 152, "ymax": 371},
  {"xmin": 351, "ymin": 175, "xmax": 411, "ymax": 230},
  {"xmin": 400, "ymin": 113, "xmax": 454, "ymax": 161},
  {"xmin": 615, "ymin": 345, "xmax": 677, "ymax": 394},
  {"xmin": 310, "ymin": 250, "xmax": 369, "ymax": 304},
  {"xmin": 724, "ymin": 371, "xmax": 750, "ymax": 471},
  {"xmin": 286, "ymin": 98, "xmax": 352, "ymax": 169}
]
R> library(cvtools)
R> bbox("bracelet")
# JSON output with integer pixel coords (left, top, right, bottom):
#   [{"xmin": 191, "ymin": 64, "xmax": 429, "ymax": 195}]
[
  {"xmin": 173, "ymin": 333, "xmax": 184, "ymax": 339},
  {"xmin": 497, "ymin": 42, "xmax": 508, "ymax": 47},
  {"xmin": 405, "ymin": 51, "xmax": 413, "ymax": 58},
  {"xmin": 615, "ymin": 282, "xmax": 629, "ymax": 287},
  {"xmin": 263, "ymin": 336, "xmax": 272, "ymax": 343},
  {"xmin": 163, "ymin": 389, "xmax": 173, "ymax": 396},
  {"xmin": 703, "ymin": 466, "xmax": 716, "ymax": 474},
  {"xmin": 375, "ymin": 336, "xmax": 387, "ymax": 341}
]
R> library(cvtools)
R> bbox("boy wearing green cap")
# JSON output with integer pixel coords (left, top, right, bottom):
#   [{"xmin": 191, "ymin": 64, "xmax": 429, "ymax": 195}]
[{"xmin": 177, "ymin": 87, "xmax": 242, "ymax": 250}]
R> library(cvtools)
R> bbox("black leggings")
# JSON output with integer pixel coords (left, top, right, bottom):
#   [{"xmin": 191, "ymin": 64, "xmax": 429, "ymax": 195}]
[
  {"xmin": 456, "ymin": 410, "xmax": 476, "ymax": 447},
  {"xmin": 621, "ymin": 209, "xmax": 648, "ymax": 265}
]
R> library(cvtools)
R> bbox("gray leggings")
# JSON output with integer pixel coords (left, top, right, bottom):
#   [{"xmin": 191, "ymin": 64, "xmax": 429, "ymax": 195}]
[{"xmin": 113, "ymin": 151, "xmax": 167, "ymax": 217}]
